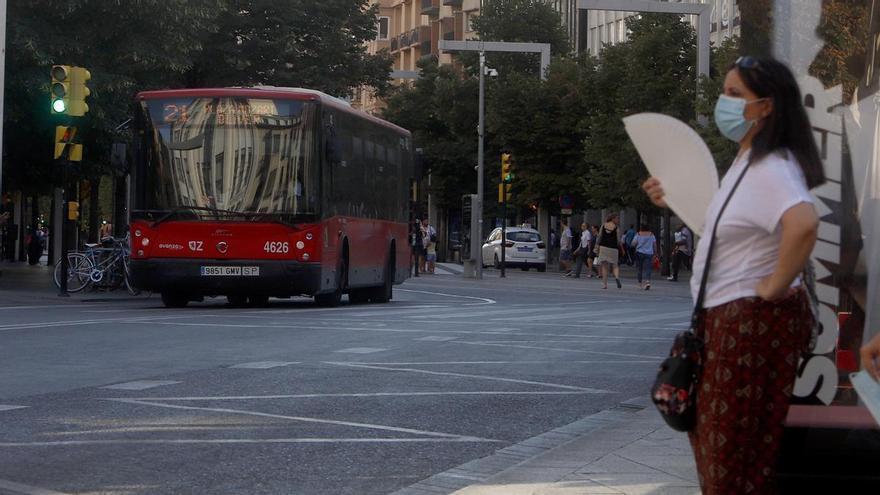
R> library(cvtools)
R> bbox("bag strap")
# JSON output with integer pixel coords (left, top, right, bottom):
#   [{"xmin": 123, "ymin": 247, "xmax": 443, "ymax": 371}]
[{"xmin": 690, "ymin": 160, "xmax": 751, "ymax": 329}]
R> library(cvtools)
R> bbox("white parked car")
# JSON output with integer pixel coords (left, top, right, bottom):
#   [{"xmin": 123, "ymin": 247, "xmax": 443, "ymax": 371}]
[{"xmin": 481, "ymin": 227, "xmax": 546, "ymax": 271}]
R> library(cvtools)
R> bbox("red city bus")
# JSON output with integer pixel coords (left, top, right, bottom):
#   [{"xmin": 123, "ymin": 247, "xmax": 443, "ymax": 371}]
[{"xmin": 128, "ymin": 87, "xmax": 415, "ymax": 308}]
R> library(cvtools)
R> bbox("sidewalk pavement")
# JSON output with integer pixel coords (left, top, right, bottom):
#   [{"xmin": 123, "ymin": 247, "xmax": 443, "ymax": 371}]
[
  {"xmin": 0, "ymin": 261, "xmax": 149, "ymax": 304},
  {"xmin": 395, "ymin": 397, "xmax": 700, "ymax": 495}
]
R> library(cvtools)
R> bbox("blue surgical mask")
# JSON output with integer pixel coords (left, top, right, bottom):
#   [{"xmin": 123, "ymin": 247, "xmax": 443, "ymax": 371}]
[{"xmin": 714, "ymin": 94, "xmax": 764, "ymax": 142}]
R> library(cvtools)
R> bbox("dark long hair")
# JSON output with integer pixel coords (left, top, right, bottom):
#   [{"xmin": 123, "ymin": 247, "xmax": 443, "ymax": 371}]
[{"xmin": 732, "ymin": 57, "xmax": 826, "ymax": 189}]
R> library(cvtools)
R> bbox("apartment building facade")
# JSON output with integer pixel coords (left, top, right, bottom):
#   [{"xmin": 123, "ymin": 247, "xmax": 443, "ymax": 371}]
[
  {"xmin": 354, "ymin": 0, "xmax": 482, "ymax": 114},
  {"xmin": 581, "ymin": 0, "xmax": 741, "ymax": 56}
]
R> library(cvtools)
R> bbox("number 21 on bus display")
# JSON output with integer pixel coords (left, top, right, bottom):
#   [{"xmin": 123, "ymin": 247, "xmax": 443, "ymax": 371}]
[{"xmin": 264, "ymin": 241, "xmax": 289, "ymax": 254}]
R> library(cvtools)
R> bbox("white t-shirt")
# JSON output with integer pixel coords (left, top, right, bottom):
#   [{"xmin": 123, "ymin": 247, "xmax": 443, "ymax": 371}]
[
  {"xmin": 691, "ymin": 149, "xmax": 814, "ymax": 309},
  {"xmin": 560, "ymin": 227, "xmax": 573, "ymax": 250},
  {"xmin": 580, "ymin": 230, "xmax": 593, "ymax": 249}
]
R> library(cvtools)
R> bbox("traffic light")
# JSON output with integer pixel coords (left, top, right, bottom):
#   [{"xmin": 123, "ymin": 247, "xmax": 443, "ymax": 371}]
[
  {"xmin": 497, "ymin": 183, "xmax": 512, "ymax": 203},
  {"xmin": 50, "ymin": 65, "xmax": 72, "ymax": 114},
  {"xmin": 67, "ymin": 201, "xmax": 80, "ymax": 221},
  {"xmin": 54, "ymin": 126, "xmax": 83, "ymax": 161},
  {"xmin": 67, "ymin": 67, "xmax": 91, "ymax": 116},
  {"xmin": 501, "ymin": 153, "xmax": 513, "ymax": 182}
]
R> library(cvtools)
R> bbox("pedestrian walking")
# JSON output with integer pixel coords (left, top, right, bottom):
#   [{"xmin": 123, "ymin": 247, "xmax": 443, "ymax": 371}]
[
  {"xmin": 594, "ymin": 213, "xmax": 622, "ymax": 289},
  {"xmin": 631, "ymin": 223, "xmax": 658, "ymax": 290},
  {"xmin": 668, "ymin": 223, "xmax": 693, "ymax": 281},
  {"xmin": 643, "ymin": 55, "xmax": 825, "ymax": 494},
  {"xmin": 559, "ymin": 220, "xmax": 573, "ymax": 274},
  {"xmin": 410, "ymin": 218, "xmax": 424, "ymax": 277},
  {"xmin": 624, "ymin": 224, "xmax": 637, "ymax": 266},
  {"xmin": 571, "ymin": 222, "xmax": 594, "ymax": 278},
  {"xmin": 420, "ymin": 218, "xmax": 436, "ymax": 274}
]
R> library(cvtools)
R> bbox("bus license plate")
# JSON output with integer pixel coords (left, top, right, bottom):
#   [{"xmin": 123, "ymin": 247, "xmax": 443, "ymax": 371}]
[{"xmin": 200, "ymin": 266, "xmax": 260, "ymax": 276}]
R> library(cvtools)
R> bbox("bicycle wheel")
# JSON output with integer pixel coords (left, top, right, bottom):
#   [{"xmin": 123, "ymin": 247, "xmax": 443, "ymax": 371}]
[
  {"xmin": 123, "ymin": 255, "xmax": 141, "ymax": 296},
  {"xmin": 54, "ymin": 252, "xmax": 93, "ymax": 293}
]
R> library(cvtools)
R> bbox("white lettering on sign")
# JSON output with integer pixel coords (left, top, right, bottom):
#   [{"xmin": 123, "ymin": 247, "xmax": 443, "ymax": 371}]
[
  {"xmin": 188, "ymin": 240, "xmax": 204, "ymax": 252},
  {"xmin": 792, "ymin": 76, "xmax": 842, "ymax": 406},
  {"xmin": 263, "ymin": 241, "xmax": 289, "ymax": 254},
  {"xmin": 158, "ymin": 243, "xmax": 184, "ymax": 250}
]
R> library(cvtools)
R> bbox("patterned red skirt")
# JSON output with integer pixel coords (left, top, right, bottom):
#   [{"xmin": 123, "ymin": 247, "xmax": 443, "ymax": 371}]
[{"xmin": 688, "ymin": 289, "xmax": 812, "ymax": 495}]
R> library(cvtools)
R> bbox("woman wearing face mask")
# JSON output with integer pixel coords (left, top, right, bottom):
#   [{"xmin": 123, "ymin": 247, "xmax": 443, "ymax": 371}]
[{"xmin": 642, "ymin": 56, "xmax": 824, "ymax": 494}]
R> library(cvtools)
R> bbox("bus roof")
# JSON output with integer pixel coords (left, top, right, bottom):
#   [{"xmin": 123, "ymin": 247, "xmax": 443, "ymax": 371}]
[{"xmin": 136, "ymin": 86, "xmax": 411, "ymax": 135}]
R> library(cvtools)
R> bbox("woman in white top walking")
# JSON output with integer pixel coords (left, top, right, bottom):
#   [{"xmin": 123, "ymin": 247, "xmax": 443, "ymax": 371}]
[{"xmin": 642, "ymin": 56, "xmax": 824, "ymax": 494}]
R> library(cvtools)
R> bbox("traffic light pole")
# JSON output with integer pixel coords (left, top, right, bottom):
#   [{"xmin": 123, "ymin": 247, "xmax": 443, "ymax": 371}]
[
  {"xmin": 475, "ymin": 51, "xmax": 485, "ymax": 280},
  {"xmin": 58, "ymin": 153, "xmax": 69, "ymax": 296},
  {"xmin": 500, "ymin": 183, "xmax": 507, "ymax": 278}
]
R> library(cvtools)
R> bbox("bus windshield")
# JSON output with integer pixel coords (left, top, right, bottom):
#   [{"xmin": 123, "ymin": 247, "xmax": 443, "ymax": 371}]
[{"xmin": 135, "ymin": 96, "xmax": 320, "ymax": 220}]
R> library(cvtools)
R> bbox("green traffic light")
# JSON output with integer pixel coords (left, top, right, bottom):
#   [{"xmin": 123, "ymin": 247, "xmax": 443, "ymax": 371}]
[{"xmin": 52, "ymin": 98, "xmax": 66, "ymax": 113}]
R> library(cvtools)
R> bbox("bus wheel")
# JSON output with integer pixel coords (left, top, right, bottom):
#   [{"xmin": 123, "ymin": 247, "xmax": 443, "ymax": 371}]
[
  {"xmin": 348, "ymin": 289, "xmax": 370, "ymax": 304},
  {"xmin": 370, "ymin": 251, "xmax": 394, "ymax": 303},
  {"xmin": 227, "ymin": 295, "xmax": 248, "ymax": 307},
  {"xmin": 248, "ymin": 295, "xmax": 269, "ymax": 307},
  {"xmin": 161, "ymin": 292, "xmax": 189, "ymax": 308},
  {"xmin": 315, "ymin": 257, "xmax": 347, "ymax": 307}
]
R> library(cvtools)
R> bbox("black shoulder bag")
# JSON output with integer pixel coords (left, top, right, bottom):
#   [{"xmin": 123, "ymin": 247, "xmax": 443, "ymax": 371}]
[{"xmin": 651, "ymin": 163, "xmax": 750, "ymax": 432}]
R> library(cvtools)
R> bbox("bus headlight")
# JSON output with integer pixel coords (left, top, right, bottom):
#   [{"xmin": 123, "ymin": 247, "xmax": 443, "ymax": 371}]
[
  {"xmin": 296, "ymin": 241, "xmax": 305, "ymax": 250},
  {"xmin": 302, "ymin": 253, "xmax": 310, "ymax": 261},
  {"xmin": 305, "ymin": 233, "xmax": 313, "ymax": 241},
  {"xmin": 134, "ymin": 229, "xmax": 142, "ymax": 237},
  {"xmin": 141, "ymin": 238, "xmax": 150, "ymax": 247}
]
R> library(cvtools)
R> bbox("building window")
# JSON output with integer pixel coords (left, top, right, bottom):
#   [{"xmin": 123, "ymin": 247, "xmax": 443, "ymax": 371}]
[
  {"xmin": 377, "ymin": 17, "xmax": 390, "ymax": 40},
  {"xmin": 465, "ymin": 11, "xmax": 476, "ymax": 32}
]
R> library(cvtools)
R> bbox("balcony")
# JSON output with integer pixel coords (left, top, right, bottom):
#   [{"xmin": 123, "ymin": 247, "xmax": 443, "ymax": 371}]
[
  {"xmin": 390, "ymin": 37, "xmax": 399, "ymax": 51},
  {"xmin": 441, "ymin": 16, "xmax": 455, "ymax": 41},
  {"xmin": 442, "ymin": 0, "xmax": 462, "ymax": 6},
  {"xmin": 421, "ymin": 0, "xmax": 439, "ymax": 17}
]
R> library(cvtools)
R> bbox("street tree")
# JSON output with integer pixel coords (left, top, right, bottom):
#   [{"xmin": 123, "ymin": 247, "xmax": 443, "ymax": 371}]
[
  {"xmin": 486, "ymin": 56, "xmax": 591, "ymax": 211},
  {"xmin": 382, "ymin": 61, "xmax": 478, "ymax": 211},
  {"xmin": 186, "ymin": 0, "xmax": 393, "ymax": 98},
  {"xmin": 580, "ymin": 13, "xmax": 698, "ymax": 211}
]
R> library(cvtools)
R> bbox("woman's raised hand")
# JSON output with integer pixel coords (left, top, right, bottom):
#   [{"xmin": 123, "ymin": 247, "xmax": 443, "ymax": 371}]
[{"xmin": 642, "ymin": 177, "xmax": 668, "ymax": 209}]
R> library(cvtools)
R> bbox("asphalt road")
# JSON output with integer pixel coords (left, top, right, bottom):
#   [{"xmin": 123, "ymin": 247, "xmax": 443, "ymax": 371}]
[{"xmin": 0, "ymin": 265, "xmax": 692, "ymax": 495}]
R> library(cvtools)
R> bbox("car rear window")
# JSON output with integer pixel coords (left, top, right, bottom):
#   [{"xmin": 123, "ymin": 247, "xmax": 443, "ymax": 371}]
[{"xmin": 509, "ymin": 232, "xmax": 541, "ymax": 242}]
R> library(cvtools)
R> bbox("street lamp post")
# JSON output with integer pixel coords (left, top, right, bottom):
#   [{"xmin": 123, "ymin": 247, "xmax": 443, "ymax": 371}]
[
  {"xmin": 476, "ymin": 51, "xmax": 485, "ymax": 279},
  {"xmin": 438, "ymin": 40, "xmax": 551, "ymax": 280}
]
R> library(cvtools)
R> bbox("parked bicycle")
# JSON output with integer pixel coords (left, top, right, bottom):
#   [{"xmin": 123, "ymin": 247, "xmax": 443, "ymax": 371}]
[{"xmin": 54, "ymin": 234, "xmax": 139, "ymax": 295}]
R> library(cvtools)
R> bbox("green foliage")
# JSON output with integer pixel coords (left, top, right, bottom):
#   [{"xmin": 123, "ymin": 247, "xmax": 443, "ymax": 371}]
[
  {"xmin": 382, "ymin": 60, "xmax": 478, "ymax": 209},
  {"xmin": 486, "ymin": 56, "xmax": 590, "ymax": 209},
  {"xmin": 469, "ymin": 0, "xmax": 570, "ymax": 78},
  {"xmin": 186, "ymin": 0, "xmax": 393, "ymax": 97},
  {"xmin": 580, "ymin": 14, "xmax": 698, "ymax": 211}
]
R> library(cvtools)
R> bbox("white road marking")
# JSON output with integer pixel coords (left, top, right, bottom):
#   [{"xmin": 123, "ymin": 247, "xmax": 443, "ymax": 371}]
[
  {"xmin": 107, "ymin": 399, "xmax": 498, "ymax": 442},
  {"xmin": 0, "ymin": 478, "xmax": 71, "ymax": 495},
  {"xmin": 415, "ymin": 336, "xmax": 458, "ymax": 342},
  {"xmin": 229, "ymin": 361, "xmax": 299, "ymax": 369},
  {"xmin": 334, "ymin": 347, "xmax": 388, "ymax": 354},
  {"xmin": 0, "ymin": 405, "xmax": 29, "ymax": 412},
  {"xmin": 325, "ymin": 362, "xmax": 612, "ymax": 393},
  {"xmin": 100, "ymin": 380, "xmax": 181, "ymax": 391},
  {"xmin": 117, "ymin": 391, "xmax": 596, "ymax": 401},
  {"xmin": 251, "ymin": 304, "xmax": 444, "ymax": 315},
  {"xmin": 396, "ymin": 288, "xmax": 496, "ymax": 305},
  {"xmin": 591, "ymin": 310, "xmax": 694, "ymax": 325},
  {"xmin": 0, "ymin": 314, "xmax": 212, "ymax": 332},
  {"xmin": 0, "ymin": 437, "xmax": 494, "ymax": 447},
  {"xmin": 405, "ymin": 306, "xmax": 573, "ymax": 319},
  {"xmin": 351, "ymin": 360, "xmax": 657, "ymax": 365},
  {"xmin": 451, "ymin": 341, "xmax": 661, "ymax": 360},
  {"xmin": 491, "ymin": 307, "xmax": 639, "ymax": 322}
]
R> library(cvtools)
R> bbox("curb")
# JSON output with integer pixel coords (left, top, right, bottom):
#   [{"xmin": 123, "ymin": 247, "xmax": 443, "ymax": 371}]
[{"xmin": 390, "ymin": 397, "xmax": 653, "ymax": 495}]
